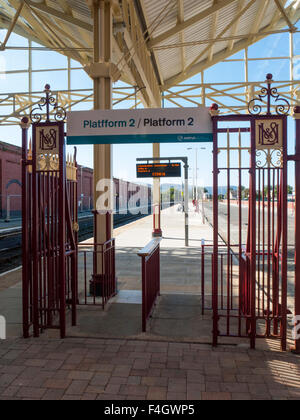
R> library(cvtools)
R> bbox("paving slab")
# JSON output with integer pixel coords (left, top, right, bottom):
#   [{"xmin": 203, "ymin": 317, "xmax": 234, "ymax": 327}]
[{"xmin": 0, "ymin": 336, "xmax": 299, "ymax": 400}]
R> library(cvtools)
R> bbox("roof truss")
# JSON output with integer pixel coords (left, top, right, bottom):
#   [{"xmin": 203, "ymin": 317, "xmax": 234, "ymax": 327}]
[{"xmin": 0, "ymin": 0, "xmax": 298, "ymax": 107}]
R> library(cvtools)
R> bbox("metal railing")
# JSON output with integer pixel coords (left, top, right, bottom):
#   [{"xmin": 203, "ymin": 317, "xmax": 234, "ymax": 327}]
[
  {"xmin": 138, "ymin": 238, "xmax": 161, "ymax": 332},
  {"xmin": 77, "ymin": 239, "xmax": 116, "ymax": 309},
  {"xmin": 200, "ymin": 241, "xmax": 231, "ymax": 315}
]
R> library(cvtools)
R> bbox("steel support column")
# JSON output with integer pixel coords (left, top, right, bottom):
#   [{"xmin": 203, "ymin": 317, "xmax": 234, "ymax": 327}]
[{"xmin": 87, "ymin": 0, "xmax": 114, "ymax": 264}]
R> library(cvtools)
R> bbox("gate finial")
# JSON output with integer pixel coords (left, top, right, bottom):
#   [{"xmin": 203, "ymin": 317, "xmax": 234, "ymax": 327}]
[
  {"xmin": 248, "ymin": 74, "xmax": 290, "ymax": 116},
  {"xmin": 209, "ymin": 103, "xmax": 219, "ymax": 116},
  {"xmin": 20, "ymin": 116, "xmax": 30, "ymax": 129}
]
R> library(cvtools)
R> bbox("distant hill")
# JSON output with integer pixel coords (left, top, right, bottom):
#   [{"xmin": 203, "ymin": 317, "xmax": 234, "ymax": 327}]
[
  {"xmin": 204, "ymin": 186, "xmax": 238, "ymax": 195},
  {"xmin": 160, "ymin": 184, "xmax": 238, "ymax": 195}
]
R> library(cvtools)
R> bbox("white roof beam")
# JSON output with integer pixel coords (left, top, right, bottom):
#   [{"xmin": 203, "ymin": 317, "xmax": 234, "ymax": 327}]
[
  {"xmin": 0, "ymin": 2, "xmax": 24, "ymax": 49},
  {"xmin": 177, "ymin": 0, "xmax": 186, "ymax": 72},
  {"xmin": 227, "ymin": 0, "xmax": 245, "ymax": 52},
  {"xmin": 56, "ymin": 0, "xmax": 73, "ymax": 15},
  {"xmin": 45, "ymin": 0, "xmax": 90, "ymax": 61},
  {"xmin": 183, "ymin": 0, "xmax": 257, "ymax": 77},
  {"xmin": 148, "ymin": 0, "xmax": 237, "ymax": 48},
  {"xmin": 207, "ymin": 0, "xmax": 219, "ymax": 63},
  {"xmin": 273, "ymin": 0, "xmax": 297, "ymax": 31},
  {"xmin": 151, "ymin": 28, "xmax": 296, "ymax": 51},
  {"xmin": 23, "ymin": 3, "xmax": 84, "ymax": 63},
  {"xmin": 7, "ymin": 0, "xmax": 58, "ymax": 47},
  {"xmin": 24, "ymin": 0, "xmax": 93, "ymax": 32},
  {"xmin": 136, "ymin": 0, "xmax": 165, "ymax": 91},
  {"xmin": 164, "ymin": 7, "xmax": 300, "ymax": 89},
  {"xmin": 37, "ymin": 12, "xmax": 88, "ymax": 63},
  {"xmin": 250, "ymin": 0, "xmax": 271, "ymax": 43}
]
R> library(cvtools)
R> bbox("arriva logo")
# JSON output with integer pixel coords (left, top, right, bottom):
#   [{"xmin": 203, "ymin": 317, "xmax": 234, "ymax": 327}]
[{"xmin": 0, "ymin": 316, "xmax": 6, "ymax": 340}]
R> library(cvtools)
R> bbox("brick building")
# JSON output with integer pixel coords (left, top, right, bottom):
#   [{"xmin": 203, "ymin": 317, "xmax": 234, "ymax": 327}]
[
  {"xmin": 0, "ymin": 141, "xmax": 22, "ymax": 218},
  {"xmin": 0, "ymin": 141, "xmax": 94, "ymax": 219},
  {"xmin": 0, "ymin": 141, "xmax": 151, "ymax": 219},
  {"xmin": 77, "ymin": 165, "xmax": 94, "ymax": 212}
]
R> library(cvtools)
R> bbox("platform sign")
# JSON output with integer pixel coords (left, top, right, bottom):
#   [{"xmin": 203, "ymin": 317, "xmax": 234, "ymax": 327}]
[
  {"xmin": 137, "ymin": 163, "xmax": 181, "ymax": 178},
  {"xmin": 67, "ymin": 107, "xmax": 213, "ymax": 145}
]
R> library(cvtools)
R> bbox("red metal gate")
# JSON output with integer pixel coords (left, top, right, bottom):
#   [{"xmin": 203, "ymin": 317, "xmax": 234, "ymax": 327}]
[
  {"xmin": 211, "ymin": 75, "xmax": 289, "ymax": 350},
  {"xmin": 22, "ymin": 85, "xmax": 78, "ymax": 339}
]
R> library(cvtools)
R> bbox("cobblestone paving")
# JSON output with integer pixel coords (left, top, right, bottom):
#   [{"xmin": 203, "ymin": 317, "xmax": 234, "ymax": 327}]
[{"xmin": 1, "ymin": 337, "xmax": 300, "ymax": 400}]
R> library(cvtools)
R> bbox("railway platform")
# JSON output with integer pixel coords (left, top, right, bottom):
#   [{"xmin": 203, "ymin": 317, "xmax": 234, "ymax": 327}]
[
  {"xmin": 0, "ymin": 205, "xmax": 300, "ymax": 400},
  {"xmin": 0, "ymin": 220, "xmax": 22, "ymax": 231},
  {"xmin": 70, "ymin": 204, "xmax": 214, "ymax": 344},
  {"xmin": 69, "ymin": 205, "xmax": 294, "ymax": 353},
  {"xmin": 0, "ymin": 211, "xmax": 94, "ymax": 233},
  {"xmin": 0, "ymin": 204, "xmax": 212, "ymax": 339},
  {"xmin": 0, "ymin": 204, "xmax": 295, "ymax": 350}
]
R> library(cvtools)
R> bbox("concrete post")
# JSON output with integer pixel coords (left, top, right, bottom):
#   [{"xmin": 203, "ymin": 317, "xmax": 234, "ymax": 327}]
[{"xmin": 5, "ymin": 195, "xmax": 10, "ymax": 222}]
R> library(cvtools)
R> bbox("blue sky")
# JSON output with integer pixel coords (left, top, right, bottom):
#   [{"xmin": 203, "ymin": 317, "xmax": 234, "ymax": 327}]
[{"xmin": 0, "ymin": 24, "xmax": 299, "ymax": 190}]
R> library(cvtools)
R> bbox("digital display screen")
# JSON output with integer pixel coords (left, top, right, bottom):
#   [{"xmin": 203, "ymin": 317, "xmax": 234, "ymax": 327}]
[{"xmin": 136, "ymin": 163, "xmax": 181, "ymax": 178}]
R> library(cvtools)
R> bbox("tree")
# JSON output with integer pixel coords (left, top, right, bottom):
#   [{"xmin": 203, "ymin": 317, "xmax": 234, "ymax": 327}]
[{"xmin": 243, "ymin": 188, "xmax": 249, "ymax": 199}]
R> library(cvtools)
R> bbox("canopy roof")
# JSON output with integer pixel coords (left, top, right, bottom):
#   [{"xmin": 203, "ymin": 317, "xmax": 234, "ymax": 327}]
[{"xmin": 0, "ymin": 0, "xmax": 300, "ymax": 106}]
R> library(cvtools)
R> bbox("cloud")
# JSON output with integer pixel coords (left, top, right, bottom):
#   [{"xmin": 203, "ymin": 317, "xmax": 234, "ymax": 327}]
[{"xmin": 256, "ymin": 34, "xmax": 284, "ymax": 80}]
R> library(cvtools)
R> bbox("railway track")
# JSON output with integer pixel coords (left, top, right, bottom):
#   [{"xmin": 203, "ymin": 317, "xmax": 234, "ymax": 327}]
[{"xmin": 0, "ymin": 210, "xmax": 150, "ymax": 274}]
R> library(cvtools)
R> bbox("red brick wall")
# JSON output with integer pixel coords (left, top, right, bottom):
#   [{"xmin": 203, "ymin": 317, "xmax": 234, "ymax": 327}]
[
  {"xmin": 0, "ymin": 141, "xmax": 95, "ymax": 217},
  {"xmin": 0, "ymin": 142, "xmax": 22, "ymax": 217},
  {"xmin": 77, "ymin": 166, "xmax": 94, "ymax": 210},
  {"xmin": 0, "ymin": 141, "xmax": 151, "ymax": 217}
]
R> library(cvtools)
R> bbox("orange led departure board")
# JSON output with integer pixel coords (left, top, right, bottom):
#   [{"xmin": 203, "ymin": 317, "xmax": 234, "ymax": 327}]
[{"xmin": 136, "ymin": 163, "xmax": 181, "ymax": 178}]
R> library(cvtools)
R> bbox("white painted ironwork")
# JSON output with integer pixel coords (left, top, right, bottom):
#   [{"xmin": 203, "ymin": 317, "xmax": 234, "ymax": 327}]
[{"xmin": 0, "ymin": 0, "xmax": 299, "ymax": 110}]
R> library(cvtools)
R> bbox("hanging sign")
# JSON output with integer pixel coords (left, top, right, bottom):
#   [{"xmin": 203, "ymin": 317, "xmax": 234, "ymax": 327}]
[{"xmin": 66, "ymin": 107, "xmax": 213, "ymax": 145}]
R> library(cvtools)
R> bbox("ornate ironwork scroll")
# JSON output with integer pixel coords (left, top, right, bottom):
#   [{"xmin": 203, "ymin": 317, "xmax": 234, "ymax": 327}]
[
  {"xmin": 30, "ymin": 85, "xmax": 66, "ymax": 172},
  {"xmin": 248, "ymin": 73, "xmax": 290, "ymax": 116},
  {"xmin": 255, "ymin": 148, "xmax": 283, "ymax": 169},
  {"xmin": 248, "ymin": 74, "xmax": 288, "ymax": 168},
  {"xmin": 30, "ymin": 84, "xmax": 66, "ymax": 124}
]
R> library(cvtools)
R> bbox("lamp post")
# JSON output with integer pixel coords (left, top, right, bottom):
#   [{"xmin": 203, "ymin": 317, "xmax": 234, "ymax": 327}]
[{"xmin": 187, "ymin": 147, "xmax": 206, "ymax": 221}]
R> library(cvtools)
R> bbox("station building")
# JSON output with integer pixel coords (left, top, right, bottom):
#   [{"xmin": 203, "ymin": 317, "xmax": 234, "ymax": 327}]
[
  {"xmin": 0, "ymin": 141, "xmax": 152, "ymax": 219},
  {"xmin": 0, "ymin": 141, "xmax": 94, "ymax": 218}
]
